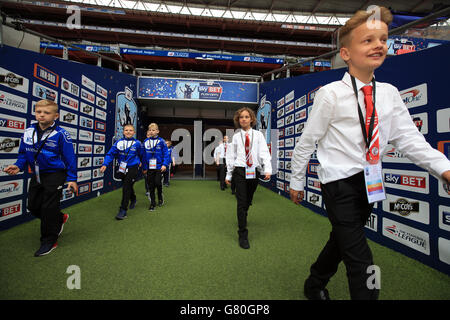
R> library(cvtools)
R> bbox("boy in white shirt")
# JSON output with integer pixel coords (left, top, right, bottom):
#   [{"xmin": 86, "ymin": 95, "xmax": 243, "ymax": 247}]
[
  {"xmin": 226, "ymin": 107, "xmax": 272, "ymax": 249},
  {"xmin": 289, "ymin": 6, "xmax": 450, "ymax": 300}
]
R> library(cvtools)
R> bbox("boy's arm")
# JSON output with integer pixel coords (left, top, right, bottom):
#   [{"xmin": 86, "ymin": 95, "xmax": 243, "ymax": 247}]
[
  {"xmin": 258, "ymin": 131, "xmax": 272, "ymax": 177},
  {"xmin": 161, "ymin": 139, "xmax": 170, "ymax": 168},
  {"xmin": 102, "ymin": 141, "xmax": 119, "ymax": 169},
  {"xmin": 60, "ymin": 130, "xmax": 77, "ymax": 182},
  {"xmin": 290, "ymin": 88, "xmax": 333, "ymax": 193},
  {"xmin": 14, "ymin": 135, "xmax": 27, "ymax": 172},
  {"xmin": 141, "ymin": 141, "xmax": 149, "ymax": 171},
  {"xmin": 225, "ymin": 138, "xmax": 236, "ymax": 182},
  {"xmin": 388, "ymin": 89, "xmax": 450, "ymax": 180}
]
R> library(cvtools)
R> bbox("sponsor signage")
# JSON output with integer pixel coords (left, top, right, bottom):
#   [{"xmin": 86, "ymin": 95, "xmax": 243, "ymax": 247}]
[
  {"xmin": 0, "ymin": 113, "xmax": 26, "ymax": 133},
  {"xmin": 383, "ymin": 168, "xmax": 429, "ymax": 194},
  {"xmin": 365, "ymin": 213, "xmax": 378, "ymax": 232},
  {"xmin": 33, "ymin": 64, "xmax": 59, "ymax": 87},
  {"xmin": 32, "ymin": 82, "xmax": 57, "ymax": 102},
  {"xmin": 0, "ymin": 91, "xmax": 28, "ymax": 114},
  {"xmin": 0, "ymin": 136, "xmax": 20, "ymax": 154},
  {"xmin": 438, "ymin": 238, "xmax": 450, "ymax": 265},
  {"xmin": 399, "ymin": 83, "xmax": 427, "ymax": 109},
  {"xmin": 59, "ymin": 109, "xmax": 78, "ymax": 125},
  {"xmin": 60, "ymin": 93, "xmax": 79, "ymax": 111},
  {"xmin": 77, "ymin": 169, "xmax": 92, "ymax": 182},
  {"xmin": 383, "ymin": 194, "xmax": 429, "ymax": 224},
  {"xmin": 0, "ymin": 200, "xmax": 22, "ymax": 222},
  {"xmin": 436, "ymin": 108, "xmax": 449, "ymax": 133},
  {"xmin": 306, "ymin": 191, "xmax": 322, "ymax": 208},
  {"xmin": 382, "ymin": 217, "xmax": 430, "ymax": 255},
  {"xmin": 0, "ymin": 67, "xmax": 29, "ymax": 94},
  {"xmin": 92, "ymin": 179, "xmax": 104, "ymax": 191},
  {"xmin": 0, "ymin": 179, "xmax": 23, "ymax": 198},
  {"xmin": 82, "ymin": 75, "xmax": 96, "ymax": 92},
  {"xmin": 78, "ymin": 129, "xmax": 93, "ymax": 142},
  {"xmin": 438, "ymin": 205, "xmax": 450, "ymax": 232},
  {"xmin": 61, "ymin": 77, "xmax": 80, "ymax": 97}
]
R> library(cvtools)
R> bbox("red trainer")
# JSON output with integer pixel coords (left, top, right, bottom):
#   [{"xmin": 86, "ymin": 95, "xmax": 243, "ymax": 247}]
[{"xmin": 59, "ymin": 213, "xmax": 69, "ymax": 236}]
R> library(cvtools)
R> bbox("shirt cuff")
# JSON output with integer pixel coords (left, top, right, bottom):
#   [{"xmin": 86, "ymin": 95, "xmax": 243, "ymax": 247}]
[{"xmin": 289, "ymin": 179, "xmax": 304, "ymax": 191}]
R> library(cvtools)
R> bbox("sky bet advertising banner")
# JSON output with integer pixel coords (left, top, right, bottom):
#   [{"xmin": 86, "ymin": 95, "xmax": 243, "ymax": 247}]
[
  {"xmin": 258, "ymin": 43, "xmax": 450, "ymax": 276},
  {"xmin": 0, "ymin": 45, "xmax": 137, "ymax": 230},
  {"xmin": 138, "ymin": 77, "xmax": 258, "ymax": 103}
]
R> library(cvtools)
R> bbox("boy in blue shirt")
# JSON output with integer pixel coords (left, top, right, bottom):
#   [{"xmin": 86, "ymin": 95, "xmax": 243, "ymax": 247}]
[
  {"xmin": 4, "ymin": 99, "xmax": 77, "ymax": 257},
  {"xmin": 142, "ymin": 123, "xmax": 169, "ymax": 211},
  {"xmin": 163, "ymin": 140, "xmax": 175, "ymax": 187},
  {"xmin": 100, "ymin": 124, "xmax": 144, "ymax": 220}
]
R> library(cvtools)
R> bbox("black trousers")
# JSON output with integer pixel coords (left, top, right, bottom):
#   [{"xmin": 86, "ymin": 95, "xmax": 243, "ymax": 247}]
[
  {"xmin": 147, "ymin": 169, "xmax": 163, "ymax": 206},
  {"xmin": 120, "ymin": 165, "xmax": 138, "ymax": 210},
  {"xmin": 27, "ymin": 170, "xmax": 67, "ymax": 245},
  {"xmin": 232, "ymin": 167, "xmax": 258, "ymax": 237},
  {"xmin": 305, "ymin": 171, "xmax": 378, "ymax": 300},
  {"xmin": 163, "ymin": 164, "xmax": 171, "ymax": 185},
  {"xmin": 218, "ymin": 161, "xmax": 226, "ymax": 189}
]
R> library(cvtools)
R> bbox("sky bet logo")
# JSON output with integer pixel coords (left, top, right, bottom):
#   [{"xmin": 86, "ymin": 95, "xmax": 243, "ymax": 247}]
[
  {"xmin": 384, "ymin": 173, "xmax": 425, "ymax": 188},
  {"xmin": 0, "ymin": 116, "xmax": 25, "ymax": 132}
]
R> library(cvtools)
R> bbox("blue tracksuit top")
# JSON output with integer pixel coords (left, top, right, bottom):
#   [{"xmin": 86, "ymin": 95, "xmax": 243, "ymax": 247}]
[
  {"xmin": 15, "ymin": 122, "xmax": 77, "ymax": 181},
  {"xmin": 103, "ymin": 138, "xmax": 143, "ymax": 168},
  {"xmin": 143, "ymin": 136, "xmax": 169, "ymax": 170}
]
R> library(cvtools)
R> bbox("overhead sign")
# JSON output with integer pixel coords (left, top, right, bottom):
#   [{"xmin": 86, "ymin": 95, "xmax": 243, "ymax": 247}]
[{"xmin": 138, "ymin": 77, "xmax": 258, "ymax": 103}]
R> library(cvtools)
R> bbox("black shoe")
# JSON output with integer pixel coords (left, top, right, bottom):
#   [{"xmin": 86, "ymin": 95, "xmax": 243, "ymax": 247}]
[
  {"xmin": 149, "ymin": 204, "xmax": 155, "ymax": 211},
  {"xmin": 239, "ymin": 237, "xmax": 250, "ymax": 249},
  {"xmin": 34, "ymin": 242, "xmax": 58, "ymax": 257},
  {"xmin": 304, "ymin": 288, "xmax": 330, "ymax": 300},
  {"xmin": 158, "ymin": 194, "xmax": 164, "ymax": 206}
]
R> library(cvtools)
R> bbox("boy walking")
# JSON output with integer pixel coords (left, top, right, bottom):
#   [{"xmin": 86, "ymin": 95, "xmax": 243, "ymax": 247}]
[
  {"xmin": 4, "ymin": 99, "xmax": 77, "ymax": 257},
  {"xmin": 289, "ymin": 6, "xmax": 450, "ymax": 300},
  {"xmin": 100, "ymin": 124, "xmax": 143, "ymax": 220},
  {"xmin": 143, "ymin": 123, "xmax": 169, "ymax": 211}
]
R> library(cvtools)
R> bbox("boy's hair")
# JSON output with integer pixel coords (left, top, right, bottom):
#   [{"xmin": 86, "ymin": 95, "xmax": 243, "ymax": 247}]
[
  {"xmin": 35, "ymin": 99, "xmax": 58, "ymax": 113},
  {"xmin": 338, "ymin": 6, "xmax": 393, "ymax": 48},
  {"xmin": 233, "ymin": 107, "xmax": 257, "ymax": 128},
  {"xmin": 148, "ymin": 123, "xmax": 159, "ymax": 130},
  {"xmin": 123, "ymin": 124, "xmax": 135, "ymax": 131}
]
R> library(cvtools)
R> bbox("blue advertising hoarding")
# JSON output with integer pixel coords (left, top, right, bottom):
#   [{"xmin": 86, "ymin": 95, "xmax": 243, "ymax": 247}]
[{"xmin": 0, "ymin": 45, "xmax": 138, "ymax": 230}]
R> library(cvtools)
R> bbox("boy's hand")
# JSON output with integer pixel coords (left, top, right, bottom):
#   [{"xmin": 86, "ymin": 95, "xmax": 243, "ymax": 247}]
[
  {"xmin": 100, "ymin": 166, "xmax": 107, "ymax": 173},
  {"xmin": 442, "ymin": 170, "xmax": 450, "ymax": 194},
  {"xmin": 161, "ymin": 166, "xmax": 166, "ymax": 172},
  {"xmin": 3, "ymin": 165, "xmax": 20, "ymax": 175},
  {"xmin": 67, "ymin": 181, "xmax": 78, "ymax": 193},
  {"xmin": 143, "ymin": 170, "xmax": 147, "ymax": 175},
  {"xmin": 263, "ymin": 173, "xmax": 271, "ymax": 180},
  {"xmin": 225, "ymin": 179, "xmax": 231, "ymax": 186},
  {"xmin": 290, "ymin": 189, "xmax": 304, "ymax": 205}
]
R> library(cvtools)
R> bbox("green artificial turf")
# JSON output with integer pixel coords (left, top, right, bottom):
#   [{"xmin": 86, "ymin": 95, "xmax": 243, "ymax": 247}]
[{"xmin": 0, "ymin": 180, "xmax": 449, "ymax": 300}]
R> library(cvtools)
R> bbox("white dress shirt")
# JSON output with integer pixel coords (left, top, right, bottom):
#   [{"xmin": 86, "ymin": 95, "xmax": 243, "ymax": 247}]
[
  {"xmin": 290, "ymin": 72, "xmax": 450, "ymax": 191},
  {"xmin": 226, "ymin": 128, "xmax": 272, "ymax": 181},
  {"xmin": 214, "ymin": 143, "xmax": 228, "ymax": 163}
]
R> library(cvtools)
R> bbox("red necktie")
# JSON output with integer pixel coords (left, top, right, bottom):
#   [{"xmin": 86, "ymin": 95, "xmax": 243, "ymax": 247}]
[
  {"xmin": 224, "ymin": 143, "xmax": 227, "ymax": 155},
  {"xmin": 362, "ymin": 85, "xmax": 379, "ymax": 164},
  {"xmin": 245, "ymin": 133, "xmax": 253, "ymax": 167}
]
